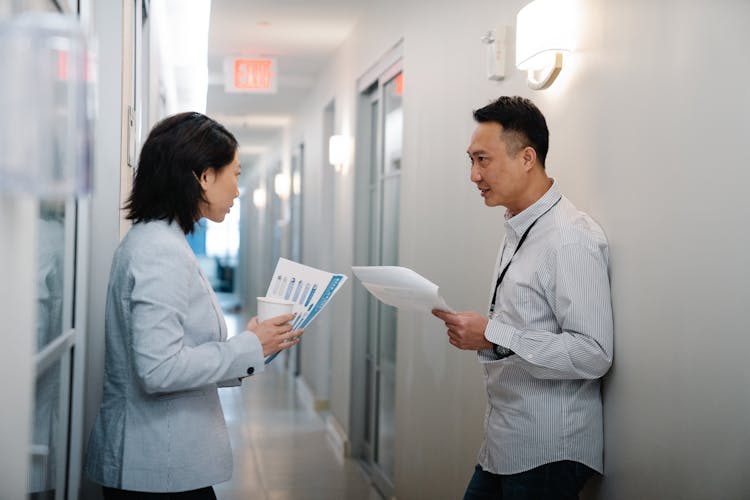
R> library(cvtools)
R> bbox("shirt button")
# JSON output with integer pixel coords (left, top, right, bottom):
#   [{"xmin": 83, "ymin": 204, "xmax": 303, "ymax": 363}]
[{"xmin": 246, "ymin": 367, "xmax": 255, "ymax": 375}]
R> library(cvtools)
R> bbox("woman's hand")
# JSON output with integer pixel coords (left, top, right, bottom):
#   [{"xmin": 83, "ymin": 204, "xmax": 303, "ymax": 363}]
[{"xmin": 244, "ymin": 314, "xmax": 303, "ymax": 357}]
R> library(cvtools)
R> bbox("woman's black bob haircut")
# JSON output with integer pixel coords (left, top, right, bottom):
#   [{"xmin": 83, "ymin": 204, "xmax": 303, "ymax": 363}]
[{"xmin": 124, "ymin": 112, "xmax": 238, "ymax": 234}]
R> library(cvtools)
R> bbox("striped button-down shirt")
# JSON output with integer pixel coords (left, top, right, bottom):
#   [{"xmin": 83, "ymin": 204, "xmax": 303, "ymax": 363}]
[{"xmin": 478, "ymin": 180, "xmax": 613, "ymax": 475}]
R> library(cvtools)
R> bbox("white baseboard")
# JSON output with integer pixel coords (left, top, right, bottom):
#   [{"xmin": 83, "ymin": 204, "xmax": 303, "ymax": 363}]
[
  {"xmin": 325, "ymin": 413, "xmax": 350, "ymax": 462},
  {"xmin": 295, "ymin": 376, "xmax": 330, "ymax": 412}
]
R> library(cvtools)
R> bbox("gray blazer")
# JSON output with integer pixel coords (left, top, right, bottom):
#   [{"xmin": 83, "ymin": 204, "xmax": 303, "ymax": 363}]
[{"xmin": 85, "ymin": 220, "xmax": 264, "ymax": 492}]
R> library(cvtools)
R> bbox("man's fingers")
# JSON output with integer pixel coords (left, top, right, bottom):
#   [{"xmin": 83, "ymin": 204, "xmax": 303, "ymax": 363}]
[{"xmin": 432, "ymin": 309, "xmax": 456, "ymax": 321}]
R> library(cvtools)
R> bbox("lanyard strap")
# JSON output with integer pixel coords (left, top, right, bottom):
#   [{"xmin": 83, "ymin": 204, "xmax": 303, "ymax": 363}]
[{"xmin": 489, "ymin": 197, "xmax": 561, "ymax": 316}]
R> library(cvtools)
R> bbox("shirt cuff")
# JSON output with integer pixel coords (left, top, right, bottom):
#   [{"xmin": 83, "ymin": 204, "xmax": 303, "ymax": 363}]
[{"xmin": 476, "ymin": 318, "xmax": 518, "ymax": 363}]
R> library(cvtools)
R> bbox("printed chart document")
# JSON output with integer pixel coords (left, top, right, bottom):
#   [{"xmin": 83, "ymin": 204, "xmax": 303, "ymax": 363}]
[
  {"xmin": 263, "ymin": 258, "xmax": 347, "ymax": 364},
  {"xmin": 351, "ymin": 266, "xmax": 455, "ymax": 314}
]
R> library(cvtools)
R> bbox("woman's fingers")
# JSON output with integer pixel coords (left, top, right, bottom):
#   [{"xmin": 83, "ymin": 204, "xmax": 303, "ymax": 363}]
[
  {"xmin": 284, "ymin": 329, "xmax": 302, "ymax": 341},
  {"xmin": 276, "ymin": 329, "xmax": 302, "ymax": 348},
  {"xmin": 244, "ymin": 316, "xmax": 260, "ymax": 331},
  {"xmin": 266, "ymin": 313, "xmax": 295, "ymax": 326}
]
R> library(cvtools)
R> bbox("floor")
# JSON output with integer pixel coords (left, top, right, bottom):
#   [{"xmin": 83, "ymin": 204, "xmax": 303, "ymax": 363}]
[{"xmin": 214, "ymin": 313, "xmax": 384, "ymax": 500}]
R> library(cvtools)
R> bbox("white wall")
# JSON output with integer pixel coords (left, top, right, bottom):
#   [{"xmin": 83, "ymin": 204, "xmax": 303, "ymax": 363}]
[
  {"xmin": 284, "ymin": 0, "xmax": 750, "ymax": 499},
  {"xmin": 239, "ymin": 150, "xmax": 280, "ymax": 313},
  {"xmin": 0, "ymin": 8, "xmax": 36, "ymax": 500},
  {"xmin": 0, "ymin": 199, "xmax": 36, "ymax": 500},
  {"xmin": 81, "ymin": 1, "xmax": 129, "ymax": 498}
]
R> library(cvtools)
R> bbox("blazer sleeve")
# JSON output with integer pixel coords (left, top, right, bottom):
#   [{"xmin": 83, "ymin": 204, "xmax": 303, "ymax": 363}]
[{"xmin": 128, "ymin": 239, "xmax": 264, "ymax": 394}]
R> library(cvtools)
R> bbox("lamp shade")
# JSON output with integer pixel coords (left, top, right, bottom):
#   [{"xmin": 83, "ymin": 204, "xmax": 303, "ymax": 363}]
[
  {"xmin": 274, "ymin": 173, "xmax": 290, "ymax": 199},
  {"xmin": 252, "ymin": 187, "xmax": 267, "ymax": 209},
  {"xmin": 328, "ymin": 134, "xmax": 350, "ymax": 167},
  {"xmin": 516, "ymin": 0, "xmax": 574, "ymax": 71}
]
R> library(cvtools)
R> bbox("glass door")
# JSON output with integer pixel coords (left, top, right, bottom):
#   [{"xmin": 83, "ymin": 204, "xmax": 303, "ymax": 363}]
[
  {"xmin": 30, "ymin": 200, "xmax": 73, "ymax": 500},
  {"xmin": 354, "ymin": 61, "xmax": 403, "ymax": 498}
]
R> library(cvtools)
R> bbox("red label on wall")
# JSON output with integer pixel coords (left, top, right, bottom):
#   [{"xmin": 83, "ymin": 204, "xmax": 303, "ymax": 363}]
[{"xmin": 232, "ymin": 58, "xmax": 274, "ymax": 91}]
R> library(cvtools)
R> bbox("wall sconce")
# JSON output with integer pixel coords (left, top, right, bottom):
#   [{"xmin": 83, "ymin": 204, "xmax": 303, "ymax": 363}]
[
  {"xmin": 252, "ymin": 187, "xmax": 267, "ymax": 209},
  {"xmin": 328, "ymin": 134, "xmax": 351, "ymax": 173},
  {"xmin": 516, "ymin": 0, "xmax": 574, "ymax": 90},
  {"xmin": 274, "ymin": 173, "xmax": 290, "ymax": 200}
]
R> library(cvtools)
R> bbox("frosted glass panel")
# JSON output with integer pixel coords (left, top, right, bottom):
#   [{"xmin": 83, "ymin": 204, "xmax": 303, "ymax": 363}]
[
  {"xmin": 36, "ymin": 201, "xmax": 67, "ymax": 352},
  {"xmin": 0, "ymin": 12, "xmax": 91, "ymax": 197},
  {"xmin": 29, "ymin": 359, "xmax": 61, "ymax": 499}
]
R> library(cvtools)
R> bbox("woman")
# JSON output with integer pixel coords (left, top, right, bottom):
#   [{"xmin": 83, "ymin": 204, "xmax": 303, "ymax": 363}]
[{"xmin": 85, "ymin": 112, "xmax": 300, "ymax": 499}]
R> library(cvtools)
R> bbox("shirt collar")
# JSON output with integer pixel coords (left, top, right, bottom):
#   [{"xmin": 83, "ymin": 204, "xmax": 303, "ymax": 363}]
[{"xmin": 504, "ymin": 179, "xmax": 561, "ymax": 237}]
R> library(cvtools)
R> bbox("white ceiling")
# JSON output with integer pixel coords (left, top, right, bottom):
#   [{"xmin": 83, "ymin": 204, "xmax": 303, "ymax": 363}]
[{"xmin": 206, "ymin": 0, "xmax": 367, "ymax": 167}]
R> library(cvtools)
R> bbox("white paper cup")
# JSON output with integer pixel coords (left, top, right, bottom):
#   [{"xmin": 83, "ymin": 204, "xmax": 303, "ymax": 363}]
[{"xmin": 257, "ymin": 296, "xmax": 294, "ymax": 322}]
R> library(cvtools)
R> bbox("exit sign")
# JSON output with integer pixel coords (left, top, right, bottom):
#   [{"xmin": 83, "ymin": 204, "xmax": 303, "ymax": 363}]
[{"xmin": 224, "ymin": 57, "xmax": 277, "ymax": 93}]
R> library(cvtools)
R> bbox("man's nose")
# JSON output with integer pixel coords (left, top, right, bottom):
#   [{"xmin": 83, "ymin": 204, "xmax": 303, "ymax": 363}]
[{"xmin": 470, "ymin": 165, "xmax": 481, "ymax": 182}]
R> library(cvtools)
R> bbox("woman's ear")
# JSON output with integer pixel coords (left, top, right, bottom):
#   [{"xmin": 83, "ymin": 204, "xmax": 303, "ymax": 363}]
[{"xmin": 199, "ymin": 168, "xmax": 216, "ymax": 188}]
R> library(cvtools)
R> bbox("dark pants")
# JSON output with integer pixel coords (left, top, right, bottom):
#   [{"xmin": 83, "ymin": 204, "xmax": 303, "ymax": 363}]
[
  {"xmin": 463, "ymin": 461, "xmax": 595, "ymax": 500},
  {"xmin": 102, "ymin": 486, "xmax": 217, "ymax": 500}
]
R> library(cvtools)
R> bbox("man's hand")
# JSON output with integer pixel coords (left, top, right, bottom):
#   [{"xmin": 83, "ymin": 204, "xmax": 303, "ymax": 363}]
[{"xmin": 431, "ymin": 309, "xmax": 493, "ymax": 351}]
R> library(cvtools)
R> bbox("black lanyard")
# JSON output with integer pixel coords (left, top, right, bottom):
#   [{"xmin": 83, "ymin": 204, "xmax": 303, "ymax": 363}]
[{"xmin": 489, "ymin": 197, "xmax": 561, "ymax": 316}]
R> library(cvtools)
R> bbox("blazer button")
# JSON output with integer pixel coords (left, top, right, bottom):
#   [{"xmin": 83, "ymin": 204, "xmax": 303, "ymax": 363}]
[{"xmin": 246, "ymin": 366, "xmax": 255, "ymax": 375}]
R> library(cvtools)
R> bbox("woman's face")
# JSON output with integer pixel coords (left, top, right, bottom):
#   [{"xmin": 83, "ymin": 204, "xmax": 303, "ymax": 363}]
[{"xmin": 197, "ymin": 149, "xmax": 241, "ymax": 223}]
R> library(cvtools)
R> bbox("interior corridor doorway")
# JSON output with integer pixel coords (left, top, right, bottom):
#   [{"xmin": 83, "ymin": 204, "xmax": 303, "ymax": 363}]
[{"xmin": 352, "ymin": 44, "xmax": 403, "ymax": 499}]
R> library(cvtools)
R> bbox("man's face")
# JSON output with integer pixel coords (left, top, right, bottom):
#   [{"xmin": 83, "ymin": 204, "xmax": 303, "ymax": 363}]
[{"xmin": 467, "ymin": 122, "xmax": 528, "ymax": 212}]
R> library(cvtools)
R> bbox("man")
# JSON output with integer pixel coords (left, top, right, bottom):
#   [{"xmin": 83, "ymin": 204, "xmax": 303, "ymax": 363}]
[{"xmin": 433, "ymin": 96, "xmax": 613, "ymax": 500}]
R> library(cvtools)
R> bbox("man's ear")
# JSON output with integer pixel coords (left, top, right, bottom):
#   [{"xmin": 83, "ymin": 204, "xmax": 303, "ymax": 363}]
[{"xmin": 521, "ymin": 146, "xmax": 537, "ymax": 170}]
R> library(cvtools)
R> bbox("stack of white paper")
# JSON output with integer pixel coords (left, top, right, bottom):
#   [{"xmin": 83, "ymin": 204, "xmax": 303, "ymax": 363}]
[{"xmin": 351, "ymin": 266, "xmax": 455, "ymax": 314}]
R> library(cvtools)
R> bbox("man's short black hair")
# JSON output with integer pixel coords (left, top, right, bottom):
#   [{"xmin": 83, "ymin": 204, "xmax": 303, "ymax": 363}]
[
  {"xmin": 124, "ymin": 112, "xmax": 238, "ymax": 234},
  {"xmin": 473, "ymin": 96, "xmax": 550, "ymax": 167}
]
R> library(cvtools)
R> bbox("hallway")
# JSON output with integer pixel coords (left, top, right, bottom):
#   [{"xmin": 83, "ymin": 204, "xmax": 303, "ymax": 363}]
[
  {"xmin": 214, "ymin": 316, "xmax": 383, "ymax": 500},
  {"xmin": 4, "ymin": 1, "xmax": 750, "ymax": 499}
]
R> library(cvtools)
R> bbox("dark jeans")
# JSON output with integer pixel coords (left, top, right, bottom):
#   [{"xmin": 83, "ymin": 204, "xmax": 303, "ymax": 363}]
[
  {"xmin": 463, "ymin": 461, "xmax": 595, "ymax": 500},
  {"xmin": 102, "ymin": 486, "xmax": 217, "ymax": 500}
]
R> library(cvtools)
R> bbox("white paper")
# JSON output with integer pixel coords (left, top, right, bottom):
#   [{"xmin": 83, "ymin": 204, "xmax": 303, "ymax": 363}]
[
  {"xmin": 265, "ymin": 258, "xmax": 348, "ymax": 330},
  {"xmin": 351, "ymin": 266, "xmax": 455, "ymax": 314}
]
